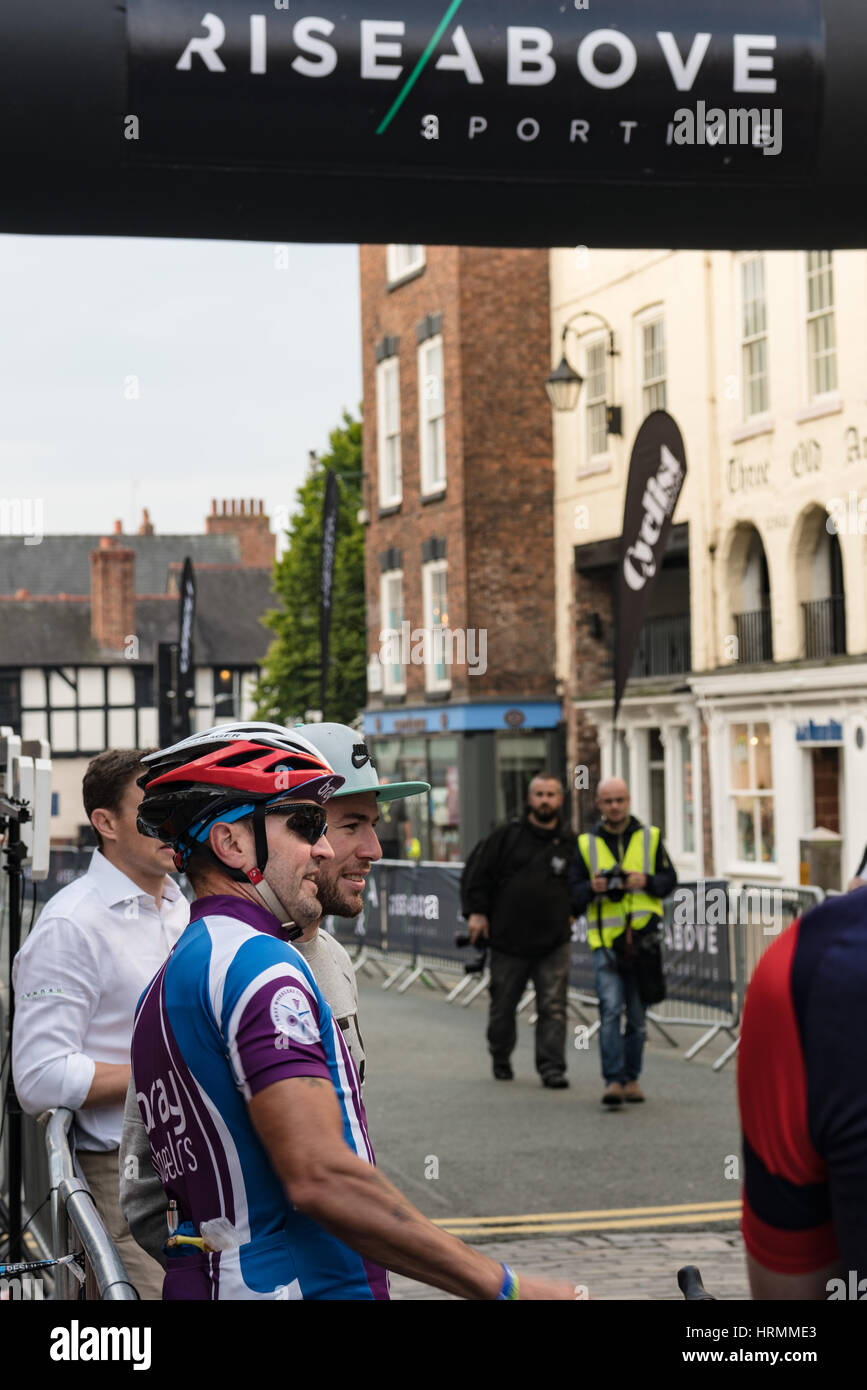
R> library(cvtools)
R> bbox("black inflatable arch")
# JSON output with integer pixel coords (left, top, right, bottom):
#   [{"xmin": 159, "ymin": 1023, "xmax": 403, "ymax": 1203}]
[{"xmin": 1, "ymin": 0, "xmax": 865, "ymax": 247}]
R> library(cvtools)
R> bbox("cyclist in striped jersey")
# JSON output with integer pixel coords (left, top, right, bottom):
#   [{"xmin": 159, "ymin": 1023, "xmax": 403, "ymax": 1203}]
[{"xmin": 131, "ymin": 723, "xmax": 578, "ymax": 1301}]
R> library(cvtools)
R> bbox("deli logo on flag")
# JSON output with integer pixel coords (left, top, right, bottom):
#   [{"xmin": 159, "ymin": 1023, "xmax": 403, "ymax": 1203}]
[{"xmin": 614, "ymin": 411, "xmax": 687, "ymax": 721}]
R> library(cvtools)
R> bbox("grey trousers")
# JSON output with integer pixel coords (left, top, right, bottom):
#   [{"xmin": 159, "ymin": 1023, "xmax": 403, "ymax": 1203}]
[
  {"xmin": 77, "ymin": 1148, "xmax": 165, "ymax": 1300},
  {"xmin": 486, "ymin": 942, "xmax": 571, "ymax": 1078}
]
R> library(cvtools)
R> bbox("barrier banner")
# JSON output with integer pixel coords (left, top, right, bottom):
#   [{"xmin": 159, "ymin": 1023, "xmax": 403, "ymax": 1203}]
[
  {"xmin": 570, "ymin": 880, "xmax": 734, "ymax": 1012},
  {"xmin": 327, "ymin": 861, "xmax": 466, "ymax": 963},
  {"xmin": 330, "ymin": 867, "xmax": 733, "ymax": 1013},
  {"xmin": 380, "ymin": 860, "xmax": 464, "ymax": 962}
]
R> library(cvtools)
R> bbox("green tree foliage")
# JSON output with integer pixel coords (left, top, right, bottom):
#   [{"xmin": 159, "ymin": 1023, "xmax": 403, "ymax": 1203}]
[{"xmin": 254, "ymin": 410, "xmax": 366, "ymax": 726}]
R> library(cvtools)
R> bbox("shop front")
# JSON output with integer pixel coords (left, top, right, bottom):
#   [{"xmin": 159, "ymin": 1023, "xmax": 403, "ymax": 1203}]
[
  {"xmin": 577, "ymin": 693, "xmax": 705, "ymax": 882},
  {"xmin": 693, "ymin": 664, "xmax": 867, "ymax": 890},
  {"xmin": 363, "ymin": 699, "xmax": 563, "ymax": 861}
]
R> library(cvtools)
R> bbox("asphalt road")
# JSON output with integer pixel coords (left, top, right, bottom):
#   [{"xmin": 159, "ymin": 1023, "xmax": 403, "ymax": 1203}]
[{"xmin": 357, "ymin": 974, "xmax": 743, "ymax": 1229}]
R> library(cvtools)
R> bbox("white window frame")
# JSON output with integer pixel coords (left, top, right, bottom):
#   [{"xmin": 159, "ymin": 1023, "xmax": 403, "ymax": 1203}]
[
  {"xmin": 386, "ymin": 244, "xmax": 426, "ymax": 287},
  {"xmin": 418, "ymin": 334, "xmax": 446, "ymax": 496},
  {"xmin": 583, "ymin": 333, "xmax": 609, "ymax": 466},
  {"xmin": 422, "ymin": 559, "xmax": 451, "ymax": 693},
  {"xmin": 671, "ymin": 724, "xmax": 698, "ymax": 861},
  {"xmin": 380, "ymin": 569, "xmax": 406, "ymax": 696},
  {"xmin": 740, "ymin": 256, "xmax": 770, "ymax": 419},
  {"xmin": 638, "ymin": 313, "xmax": 667, "ymax": 416},
  {"xmin": 727, "ymin": 719, "xmax": 776, "ymax": 868},
  {"xmin": 376, "ymin": 356, "xmax": 402, "ymax": 508},
  {"xmin": 613, "ymin": 729, "xmax": 631, "ymax": 785},
  {"xmin": 804, "ymin": 251, "xmax": 838, "ymax": 401}
]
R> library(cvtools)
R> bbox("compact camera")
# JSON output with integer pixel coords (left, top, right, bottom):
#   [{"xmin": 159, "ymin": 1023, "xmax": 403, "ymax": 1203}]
[
  {"xmin": 601, "ymin": 864, "xmax": 627, "ymax": 901},
  {"xmin": 455, "ymin": 932, "xmax": 488, "ymax": 974}
]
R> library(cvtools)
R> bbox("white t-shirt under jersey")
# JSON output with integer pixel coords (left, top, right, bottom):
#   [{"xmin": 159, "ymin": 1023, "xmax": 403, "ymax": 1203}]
[{"xmin": 299, "ymin": 927, "xmax": 365, "ymax": 1081}]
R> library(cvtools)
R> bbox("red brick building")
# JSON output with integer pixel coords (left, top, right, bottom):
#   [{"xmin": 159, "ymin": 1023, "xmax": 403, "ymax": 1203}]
[{"xmin": 359, "ymin": 244, "xmax": 562, "ymax": 859}]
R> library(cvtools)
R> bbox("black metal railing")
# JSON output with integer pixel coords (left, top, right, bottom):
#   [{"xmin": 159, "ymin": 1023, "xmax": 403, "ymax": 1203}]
[
  {"xmin": 802, "ymin": 595, "xmax": 847, "ymax": 659},
  {"xmin": 733, "ymin": 607, "xmax": 773, "ymax": 664},
  {"xmin": 630, "ymin": 613, "xmax": 691, "ymax": 678}
]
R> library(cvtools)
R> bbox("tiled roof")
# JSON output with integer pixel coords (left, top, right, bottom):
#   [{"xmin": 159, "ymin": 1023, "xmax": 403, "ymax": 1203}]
[
  {"xmin": 0, "ymin": 569, "xmax": 275, "ymax": 667},
  {"xmin": 0, "ymin": 534, "xmax": 242, "ymax": 597}
]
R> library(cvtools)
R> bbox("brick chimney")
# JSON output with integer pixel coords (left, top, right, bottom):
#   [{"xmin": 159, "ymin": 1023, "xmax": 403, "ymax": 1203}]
[
  {"xmin": 138, "ymin": 507, "xmax": 155, "ymax": 536},
  {"xmin": 205, "ymin": 498, "xmax": 274, "ymax": 567},
  {"xmin": 90, "ymin": 536, "xmax": 136, "ymax": 651}
]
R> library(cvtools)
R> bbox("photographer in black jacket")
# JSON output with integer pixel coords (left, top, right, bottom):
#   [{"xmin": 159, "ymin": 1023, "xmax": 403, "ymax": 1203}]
[{"xmin": 462, "ymin": 774, "xmax": 575, "ymax": 1089}]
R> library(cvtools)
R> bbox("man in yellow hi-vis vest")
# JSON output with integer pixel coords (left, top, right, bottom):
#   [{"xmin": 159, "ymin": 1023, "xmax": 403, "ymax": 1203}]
[{"xmin": 569, "ymin": 778, "xmax": 676, "ymax": 1107}]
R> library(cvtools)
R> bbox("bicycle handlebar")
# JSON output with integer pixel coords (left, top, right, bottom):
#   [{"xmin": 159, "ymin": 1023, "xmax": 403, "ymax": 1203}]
[{"xmin": 677, "ymin": 1265, "xmax": 715, "ymax": 1300}]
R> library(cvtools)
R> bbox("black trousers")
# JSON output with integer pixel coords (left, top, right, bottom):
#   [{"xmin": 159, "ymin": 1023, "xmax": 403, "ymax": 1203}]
[{"xmin": 486, "ymin": 942, "xmax": 571, "ymax": 1078}]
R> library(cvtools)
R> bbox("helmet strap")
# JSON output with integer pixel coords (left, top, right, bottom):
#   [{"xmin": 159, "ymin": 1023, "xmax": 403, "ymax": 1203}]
[
  {"xmin": 245, "ymin": 804, "xmax": 303, "ymax": 940},
  {"xmin": 252, "ymin": 803, "xmax": 269, "ymax": 875}
]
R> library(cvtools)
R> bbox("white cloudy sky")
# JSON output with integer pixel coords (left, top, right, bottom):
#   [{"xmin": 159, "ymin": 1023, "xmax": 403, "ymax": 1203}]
[{"xmin": 0, "ymin": 236, "xmax": 362, "ymax": 538}]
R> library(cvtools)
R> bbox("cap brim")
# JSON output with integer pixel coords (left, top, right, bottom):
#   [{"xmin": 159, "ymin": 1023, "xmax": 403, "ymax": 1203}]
[
  {"xmin": 332, "ymin": 780, "xmax": 430, "ymax": 803},
  {"xmin": 375, "ymin": 781, "xmax": 431, "ymax": 803}
]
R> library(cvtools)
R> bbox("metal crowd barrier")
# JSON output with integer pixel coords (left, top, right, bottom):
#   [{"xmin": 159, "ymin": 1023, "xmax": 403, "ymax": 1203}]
[
  {"xmin": 330, "ymin": 864, "xmax": 831, "ymax": 1073},
  {"xmin": 44, "ymin": 1109, "xmax": 138, "ymax": 1300},
  {"xmin": 707, "ymin": 883, "xmax": 826, "ymax": 1071}
]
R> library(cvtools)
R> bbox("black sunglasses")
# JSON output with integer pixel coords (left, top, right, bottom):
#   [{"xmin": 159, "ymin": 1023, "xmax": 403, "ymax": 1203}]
[{"xmin": 267, "ymin": 803, "xmax": 327, "ymax": 845}]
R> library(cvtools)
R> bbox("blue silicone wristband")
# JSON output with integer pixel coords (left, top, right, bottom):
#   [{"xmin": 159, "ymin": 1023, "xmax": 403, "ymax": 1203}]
[{"xmin": 496, "ymin": 1263, "xmax": 520, "ymax": 1300}]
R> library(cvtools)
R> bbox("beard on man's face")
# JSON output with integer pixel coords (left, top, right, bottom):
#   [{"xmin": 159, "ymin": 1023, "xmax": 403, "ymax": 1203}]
[
  {"xmin": 315, "ymin": 868, "xmax": 365, "ymax": 920},
  {"xmin": 529, "ymin": 804, "xmax": 559, "ymax": 823}
]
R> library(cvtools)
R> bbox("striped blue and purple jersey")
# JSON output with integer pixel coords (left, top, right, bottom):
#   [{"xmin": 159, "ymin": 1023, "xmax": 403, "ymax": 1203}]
[{"xmin": 131, "ymin": 894, "xmax": 389, "ymax": 1301}]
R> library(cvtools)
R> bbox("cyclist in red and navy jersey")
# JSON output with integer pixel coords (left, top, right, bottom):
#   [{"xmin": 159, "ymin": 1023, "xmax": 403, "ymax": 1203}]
[{"xmin": 738, "ymin": 889, "xmax": 867, "ymax": 1298}]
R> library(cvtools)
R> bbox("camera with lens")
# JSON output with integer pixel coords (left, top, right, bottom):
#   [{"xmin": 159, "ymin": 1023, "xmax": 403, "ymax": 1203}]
[
  {"xmin": 455, "ymin": 931, "xmax": 488, "ymax": 974},
  {"xmin": 601, "ymin": 864, "xmax": 627, "ymax": 902}
]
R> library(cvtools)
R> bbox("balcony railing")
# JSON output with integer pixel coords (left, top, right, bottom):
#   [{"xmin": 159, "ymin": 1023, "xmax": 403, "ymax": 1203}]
[
  {"xmin": 733, "ymin": 607, "xmax": 773, "ymax": 664},
  {"xmin": 803, "ymin": 595, "xmax": 847, "ymax": 659},
  {"xmin": 630, "ymin": 613, "xmax": 691, "ymax": 678}
]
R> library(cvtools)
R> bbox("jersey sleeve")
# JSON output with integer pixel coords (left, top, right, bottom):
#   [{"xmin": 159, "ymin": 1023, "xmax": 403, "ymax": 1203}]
[
  {"xmin": 790, "ymin": 900, "xmax": 867, "ymax": 1280},
  {"xmin": 737, "ymin": 920, "xmax": 839, "ymax": 1275},
  {"xmin": 220, "ymin": 940, "xmax": 333, "ymax": 1100}
]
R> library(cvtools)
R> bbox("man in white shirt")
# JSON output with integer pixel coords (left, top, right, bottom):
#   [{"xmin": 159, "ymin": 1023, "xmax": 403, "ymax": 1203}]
[{"xmin": 12, "ymin": 748, "xmax": 189, "ymax": 1299}]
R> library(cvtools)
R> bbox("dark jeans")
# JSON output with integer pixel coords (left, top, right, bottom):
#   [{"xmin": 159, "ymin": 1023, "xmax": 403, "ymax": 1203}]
[
  {"xmin": 487, "ymin": 942, "xmax": 570, "ymax": 1078},
  {"xmin": 592, "ymin": 948, "xmax": 647, "ymax": 1084}
]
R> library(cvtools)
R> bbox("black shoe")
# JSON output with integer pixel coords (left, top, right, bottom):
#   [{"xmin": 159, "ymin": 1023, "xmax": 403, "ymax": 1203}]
[
  {"xmin": 493, "ymin": 1063, "xmax": 514, "ymax": 1080},
  {"xmin": 542, "ymin": 1075, "xmax": 570, "ymax": 1089}
]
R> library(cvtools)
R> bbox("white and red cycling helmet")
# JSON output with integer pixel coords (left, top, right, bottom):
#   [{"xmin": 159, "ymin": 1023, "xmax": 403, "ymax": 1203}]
[{"xmin": 137, "ymin": 723, "xmax": 344, "ymax": 923}]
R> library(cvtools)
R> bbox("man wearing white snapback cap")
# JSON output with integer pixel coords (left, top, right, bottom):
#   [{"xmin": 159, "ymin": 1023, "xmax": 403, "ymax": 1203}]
[
  {"xmin": 291, "ymin": 722, "xmax": 429, "ymax": 1080},
  {"xmin": 119, "ymin": 722, "xmax": 429, "ymax": 1267}
]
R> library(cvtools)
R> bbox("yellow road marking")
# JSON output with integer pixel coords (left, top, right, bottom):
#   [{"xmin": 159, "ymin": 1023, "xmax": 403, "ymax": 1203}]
[
  {"xmin": 433, "ymin": 1199, "xmax": 741, "ymax": 1229},
  {"xmin": 436, "ymin": 1210, "xmax": 741, "ymax": 1237}
]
